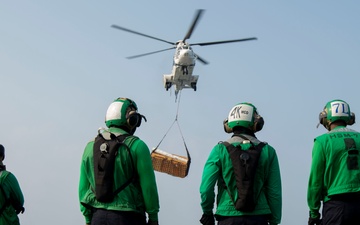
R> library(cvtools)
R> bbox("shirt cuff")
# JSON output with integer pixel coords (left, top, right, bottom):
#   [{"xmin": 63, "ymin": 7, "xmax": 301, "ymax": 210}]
[{"xmin": 148, "ymin": 213, "xmax": 158, "ymax": 221}]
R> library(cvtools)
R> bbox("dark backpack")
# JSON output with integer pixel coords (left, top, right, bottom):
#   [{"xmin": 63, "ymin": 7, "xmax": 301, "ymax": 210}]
[
  {"xmin": 222, "ymin": 134, "xmax": 266, "ymax": 212},
  {"xmin": 0, "ymin": 183, "xmax": 10, "ymax": 216},
  {"xmin": 93, "ymin": 132, "xmax": 137, "ymax": 203}
]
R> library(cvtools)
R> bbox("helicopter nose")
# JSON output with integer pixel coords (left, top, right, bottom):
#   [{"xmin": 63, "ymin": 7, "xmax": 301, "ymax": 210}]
[{"xmin": 178, "ymin": 49, "xmax": 196, "ymax": 64}]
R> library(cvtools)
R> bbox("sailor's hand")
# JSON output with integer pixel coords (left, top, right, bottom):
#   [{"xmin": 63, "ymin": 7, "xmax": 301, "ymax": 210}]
[
  {"xmin": 147, "ymin": 220, "xmax": 159, "ymax": 225},
  {"xmin": 200, "ymin": 213, "xmax": 215, "ymax": 225},
  {"xmin": 308, "ymin": 217, "xmax": 322, "ymax": 225},
  {"xmin": 15, "ymin": 206, "xmax": 25, "ymax": 214}
]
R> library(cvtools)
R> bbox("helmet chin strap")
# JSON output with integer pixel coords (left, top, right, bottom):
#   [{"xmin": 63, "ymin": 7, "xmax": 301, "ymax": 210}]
[
  {"xmin": 129, "ymin": 127, "xmax": 137, "ymax": 135},
  {"xmin": 325, "ymin": 124, "xmax": 331, "ymax": 131},
  {"xmin": 318, "ymin": 120, "xmax": 331, "ymax": 131}
]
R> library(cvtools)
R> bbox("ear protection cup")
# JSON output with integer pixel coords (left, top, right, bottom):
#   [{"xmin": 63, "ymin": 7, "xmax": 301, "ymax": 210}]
[
  {"xmin": 253, "ymin": 114, "xmax": 264, "ymax": 132},
  {"xmin": 124, "ymin": 98, "xmax": 146, "ymax": 129},
  {"xmin": 319, "ymin": 110, "xmax": 328, "ymax": 126},
  {"xmin": 127, "ymin": 110, "xmax": 142, "ymax": 128},
  {"xmin": 348, "ymin": 112, "xmax": 356, "ymax": 126},
  {"xmin": 223, "ymin": 119, "xmax": 233, "ymax": 133}
]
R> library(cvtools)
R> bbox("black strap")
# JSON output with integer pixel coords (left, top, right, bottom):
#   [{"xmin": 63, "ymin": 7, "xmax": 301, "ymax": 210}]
[
  {"xmin": 113, "ymin": 135, "xmax": 137, "ymax": 196},
  {"xmin": 182, "ymin": 141, "xmax": 191, "ymax": 175},
  {"xmin": 218, "ymin": 142, "xmax": 237, "ymax": 205}
]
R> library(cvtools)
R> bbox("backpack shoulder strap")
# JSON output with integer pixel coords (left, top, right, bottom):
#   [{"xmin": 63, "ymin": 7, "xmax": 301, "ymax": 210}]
[
  {"xmin": 222, "ymin": 141, "xmax": 242, "ymax": 155},
  {"xmin": 112, "ymin": 134, "xmax": 137, "ymax": 196},
  {"xmin": 255, "ymin": 142, "xmax": 266, "ymax": 151},
  {"xmin": 233, "ymin": 134, "xmax": 267, "ymax": 151},
  {"xmin": 122, "ymin": 135, "xmax": 139, "ymax": 148},
  {"xmin": 222, "ymin": 141, "xmax": 231, "ymax": 148}
]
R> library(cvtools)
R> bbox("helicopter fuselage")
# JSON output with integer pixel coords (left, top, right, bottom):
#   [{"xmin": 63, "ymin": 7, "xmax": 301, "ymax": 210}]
[{"xmin": 163, "ymin": 41, "xmax": 199, "ymax": 98}]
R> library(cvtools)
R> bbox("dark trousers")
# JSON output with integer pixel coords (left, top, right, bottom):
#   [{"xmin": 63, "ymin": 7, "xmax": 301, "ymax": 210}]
[
  {"xmin": 322, "ymin": 196, "xmax": 360, "ymax": 225},
  {"xmin": 216, "ymin": 215, "xmax": 269, "ymax": 225},
  {"xmin": 91, "ymin": 209, "xmax": 146, "ymax": 225}
]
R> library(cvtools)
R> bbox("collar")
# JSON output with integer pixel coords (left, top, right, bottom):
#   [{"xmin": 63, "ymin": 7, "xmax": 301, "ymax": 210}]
[
  {"xmin": 332, "ymin": 125, "xmax": 346, "ymax": 130},
  {"xmin": 227, "ymin": 132, "xmax": 261, "ymax": 145},
  {"xmin": 107, "ymin": 127, "xmax": 129, "ymax": 135},
  {"xmin": 232, "ymin": 129, "xmax": 256, "ymax": 138}
]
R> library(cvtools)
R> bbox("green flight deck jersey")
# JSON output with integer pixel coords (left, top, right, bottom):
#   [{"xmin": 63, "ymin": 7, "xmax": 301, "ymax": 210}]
[
  {"xmin": 200, "ymin": 134, "xmax": 282, "ymax": 225},
  {"xmin": 0, "ymin": 170, "xmax": 24, "ymax": 225},
  {"xmin": 79, "ymin": 127, "xmax": 159, "ymax": 224},
  {"xmin": 308, "ymin": 126, "xmax": 360, "ymax": 219}
]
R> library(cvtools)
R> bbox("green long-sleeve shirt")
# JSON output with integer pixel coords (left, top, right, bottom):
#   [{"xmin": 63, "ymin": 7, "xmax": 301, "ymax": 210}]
[
  {"xmin": 200, "ymin": 134, "xmax": 282, "ymax": 225},
  {"xmin": 79, "ymin": 127, "xmax": 159, "ymax": 224},
  {"xmin": 307, "ymin": 126, "xmax": 360, "ymax": 219},
  {"xmin": 0, "ymin": 169, "xmax": 24, "ymax": 225}
]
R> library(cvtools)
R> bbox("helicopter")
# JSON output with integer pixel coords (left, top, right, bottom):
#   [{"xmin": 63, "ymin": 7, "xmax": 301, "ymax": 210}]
[{"xmin": 111, "ymin": 9, "xmax": 257, "ymax": 101}]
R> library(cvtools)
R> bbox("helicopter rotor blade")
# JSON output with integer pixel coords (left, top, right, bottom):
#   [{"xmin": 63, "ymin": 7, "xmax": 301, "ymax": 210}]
[
  {"xmin": 183, "ymin": 9, "xmax": 205, "ymax": 42},
  {"xmin": 195, "ymin": 54, "xmax": 209, "ymax": 65},
  {"xmin": 191, "ymin": 37, "xmax": 257, "ymax": 46},
  {"xmin": 126, "ymin": 47, "xmax": 176, "ymax": 59},
  {"xmin": 111, "ymin": 24, "xmax": 175, "ymax": 45}
]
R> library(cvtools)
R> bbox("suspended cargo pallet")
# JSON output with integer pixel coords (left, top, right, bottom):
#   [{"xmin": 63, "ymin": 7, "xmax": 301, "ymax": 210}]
[{"xmin": 151, "ymin": 148, "xmax": 190, "ymax": 178}]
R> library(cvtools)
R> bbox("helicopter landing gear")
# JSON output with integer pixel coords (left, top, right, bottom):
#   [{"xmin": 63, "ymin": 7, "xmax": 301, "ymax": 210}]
[
  {"xmin": 191, "ymin": 82, "xmax": 197, "ymax": 91},
  {"xmin": 165, "ymin": 82, "xmax": 172, "ymax": 91}
]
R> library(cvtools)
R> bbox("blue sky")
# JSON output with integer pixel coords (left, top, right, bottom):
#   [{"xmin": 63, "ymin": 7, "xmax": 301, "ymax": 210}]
[{"xmin": 1, "ymin": 1, "xmax": 360, "ymax": 224}]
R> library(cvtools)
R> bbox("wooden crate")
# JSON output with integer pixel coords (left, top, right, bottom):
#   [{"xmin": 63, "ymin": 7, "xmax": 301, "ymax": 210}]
[{"xmin": 151, "ymin": 149, "xmax": 190, "ymax": 178}]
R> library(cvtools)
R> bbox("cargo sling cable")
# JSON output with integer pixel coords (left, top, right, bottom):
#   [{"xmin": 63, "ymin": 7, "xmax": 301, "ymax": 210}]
[{"xmin": 153, "ymin": 90, "xmax": 191, "ymax": 168}]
